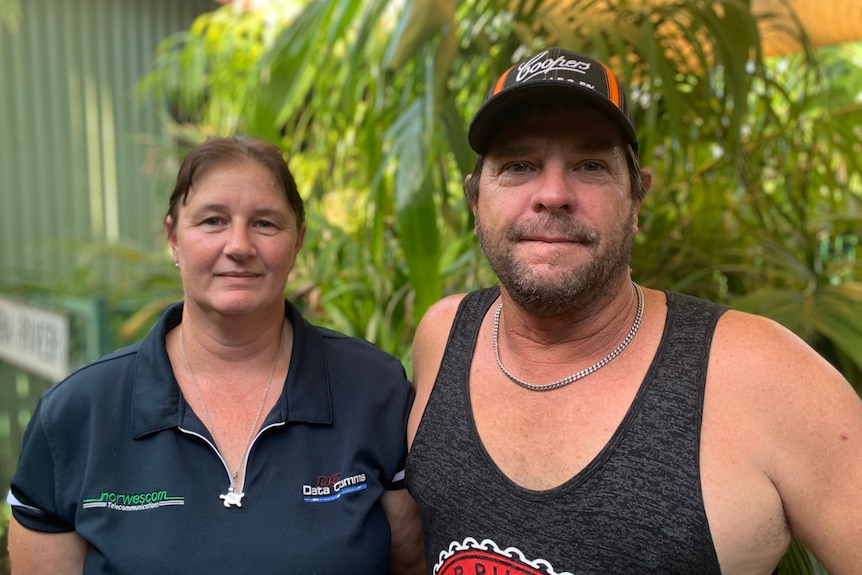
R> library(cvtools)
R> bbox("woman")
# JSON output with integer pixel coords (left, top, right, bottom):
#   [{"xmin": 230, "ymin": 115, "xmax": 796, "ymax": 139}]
[{"xmin": 7, "ymin": 136, "xmax": 424, "ymax": 574}]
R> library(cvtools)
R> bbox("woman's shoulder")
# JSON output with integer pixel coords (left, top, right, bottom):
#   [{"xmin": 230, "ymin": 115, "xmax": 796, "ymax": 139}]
[
  {"xmin": 18, "ymin": 343, "xmax": 146, "ymax": 460},
  {"xmin": 312, "ymin": 325, "xmax": 407, "ymax": 381},
  {"xmin": 43, "ymin": 341, "xmax": 142, "ymax": 398},
  {"xmin": 43, "ymin": 301, "xmax": 179, "ymax": 405}
]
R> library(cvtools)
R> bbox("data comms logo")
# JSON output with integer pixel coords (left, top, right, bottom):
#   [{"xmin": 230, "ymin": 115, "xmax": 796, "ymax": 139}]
[
  {"xmin": 82, "ymin": 490, "xmax": 185, "ymax": 512},
  {"xmin": 302, "ymin": 472, "xmax": 367, "ymax": 502}
]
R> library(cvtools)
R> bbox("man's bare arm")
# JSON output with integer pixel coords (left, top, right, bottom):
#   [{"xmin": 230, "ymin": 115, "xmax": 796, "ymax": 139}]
[
  {"xmin": 711, "ymin": 311, "xmax": 862, "ymax": 574},
  {"xmin": 382, "ymin": 488, "xmax": 426, "ymax": 575}
]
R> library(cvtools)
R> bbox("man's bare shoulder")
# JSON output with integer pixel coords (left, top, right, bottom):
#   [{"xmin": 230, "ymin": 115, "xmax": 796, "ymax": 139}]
[
  {"xmin": 408, "ymin": 293, "xmax": 470, "ymax": 446},
  {"xmin": 706, "ymin": 307, "xmax": 856, "ymax": 425},
  {"xmin": 413, "ymin": 294, "xmax": 466, "ymax": 372},
  {"xmin": 412, "ymin": 293, "xmax": 469, "ymax": 382},
  {"xmin": 711, "ymin": 308, "xmax": 846, "ymax": 384},
  {"xmin": 704, "ymin": 308, "xmax": 862, "ymax": 574},
  {"xmin": 415, "ymin": 294, "xmax": 467, "ymax": 337}
]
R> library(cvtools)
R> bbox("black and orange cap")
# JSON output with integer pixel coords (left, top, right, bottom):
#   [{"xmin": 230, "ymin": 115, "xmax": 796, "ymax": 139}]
[{"xmin": 468, "ymin": 47, "xmax": 638, "ymax": 154}]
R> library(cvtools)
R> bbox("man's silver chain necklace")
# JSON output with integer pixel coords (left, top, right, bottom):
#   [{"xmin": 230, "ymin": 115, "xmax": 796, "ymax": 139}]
[
  {"xmin": 493, "ymin": 282, "xmax": 644, "ymax": 392},
  {"xmin": 179, "ymin": 324, "xmax": 283, "ymax": 508}
]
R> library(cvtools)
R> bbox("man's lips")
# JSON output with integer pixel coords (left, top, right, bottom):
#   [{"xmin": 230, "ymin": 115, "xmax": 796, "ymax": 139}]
[
  {"xmin": 520, "ymin": 234, "xmax": 591, "ymax": 245},
  {"xmin": 524, "ymin": 236, "xmax": 579, "ymax": 243}
]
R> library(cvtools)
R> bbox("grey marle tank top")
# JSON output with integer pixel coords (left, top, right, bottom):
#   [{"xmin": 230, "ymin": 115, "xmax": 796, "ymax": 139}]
[{"xmin": 406, "ymin": 288, "xmax": 727, "ymax": 575}]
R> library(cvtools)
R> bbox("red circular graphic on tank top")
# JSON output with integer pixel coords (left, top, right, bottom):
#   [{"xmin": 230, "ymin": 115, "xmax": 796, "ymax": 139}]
[{"xmin": 434, "ymin": 538, "xmax": 572, "ymax": 575}]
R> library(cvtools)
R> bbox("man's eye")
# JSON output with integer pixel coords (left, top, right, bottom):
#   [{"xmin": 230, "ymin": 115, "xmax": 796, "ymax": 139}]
[{"xmin": 203, "ymin": 217, "xmax": 223, "ymax": 225}]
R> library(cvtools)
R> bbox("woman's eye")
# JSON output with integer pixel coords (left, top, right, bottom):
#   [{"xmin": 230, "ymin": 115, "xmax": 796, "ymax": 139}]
[{"xmin": 509, "ymin": 162, "xmax": 530, "ymax": 172}]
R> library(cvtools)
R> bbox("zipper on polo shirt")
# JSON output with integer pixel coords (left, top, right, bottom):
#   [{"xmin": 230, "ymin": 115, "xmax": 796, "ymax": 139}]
[{"xmin": 178, "ymin": 421, "xmax": 286, "ymax": 497}]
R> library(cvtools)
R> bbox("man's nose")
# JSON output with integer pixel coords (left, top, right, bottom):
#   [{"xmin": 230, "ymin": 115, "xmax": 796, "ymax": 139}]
[{"xmin": 532, "ymin": 164, "xmax": 575, "ymax": 213}]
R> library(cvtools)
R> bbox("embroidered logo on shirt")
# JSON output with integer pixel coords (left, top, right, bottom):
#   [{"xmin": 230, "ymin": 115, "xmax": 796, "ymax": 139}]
[
  {"xmin": 434, "ymin": 538, "xmax": 572, "ymax": 575},
  {"xmin": 82, "ymin": 489, "xmax": 185, "ymax": 512},
  {"xmin": 302, "ymin": 472, "xmax": 367, "ymax": 502}
]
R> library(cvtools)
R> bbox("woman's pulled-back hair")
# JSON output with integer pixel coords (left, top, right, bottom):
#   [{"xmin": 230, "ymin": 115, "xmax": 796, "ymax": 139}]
[{"xmin": 165, "ymin": 136, "xmax": 305, "ymax": 231}]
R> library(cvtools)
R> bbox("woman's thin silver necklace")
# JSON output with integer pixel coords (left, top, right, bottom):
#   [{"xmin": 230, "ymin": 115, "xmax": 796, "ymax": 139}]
[
  {"xmin": 493, "ymin": 282, "xmax": 644, "ymax": 392},
  {"xmin": 179, "ymin": 324, "xmax": 284, "ymax": 508}
]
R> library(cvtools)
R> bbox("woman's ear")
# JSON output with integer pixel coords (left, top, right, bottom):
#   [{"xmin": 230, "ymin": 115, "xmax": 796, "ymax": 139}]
[{"xmin": 165, "ymin": 216, "xmax": 178, "ymax": 262}]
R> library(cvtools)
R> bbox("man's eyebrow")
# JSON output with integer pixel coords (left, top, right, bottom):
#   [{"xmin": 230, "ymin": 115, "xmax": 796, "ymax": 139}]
[
  {"xmin": 491, "ymin": 142, "xmax": 536, "ymax": 157},
  {"xmin": 565, "ymin": 138, "xmax": 621, "ymax": 154}
]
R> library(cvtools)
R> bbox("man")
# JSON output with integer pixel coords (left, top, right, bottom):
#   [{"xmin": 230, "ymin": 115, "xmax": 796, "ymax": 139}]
[{"xmin": 405, "ymin": 47, "xmax": 862, "ymax": 574}]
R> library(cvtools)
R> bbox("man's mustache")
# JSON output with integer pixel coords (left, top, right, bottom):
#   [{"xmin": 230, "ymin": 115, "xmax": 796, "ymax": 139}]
[{"xmin": 506, "ymin": 217, "xmax": 599, "ymax": 244}]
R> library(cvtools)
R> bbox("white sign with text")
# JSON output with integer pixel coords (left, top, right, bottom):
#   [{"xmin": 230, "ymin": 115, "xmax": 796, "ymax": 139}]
[{"xmin": 0, "ymin": 296, "xmax": 70, "ymax": 382}]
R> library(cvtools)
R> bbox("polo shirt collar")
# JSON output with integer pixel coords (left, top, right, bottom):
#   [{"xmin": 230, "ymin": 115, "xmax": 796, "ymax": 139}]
[{"xmin": 131, "ymin": 301, "xmax": 333, "ymax": 439}]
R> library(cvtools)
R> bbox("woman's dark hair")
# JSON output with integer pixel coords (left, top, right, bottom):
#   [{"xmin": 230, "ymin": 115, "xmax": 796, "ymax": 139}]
[{"xmin": 166, "ymin": 136, "xmax": 305, "ymax": 231}]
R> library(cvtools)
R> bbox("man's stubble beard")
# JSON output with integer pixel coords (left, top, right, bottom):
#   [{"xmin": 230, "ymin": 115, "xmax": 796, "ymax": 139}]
[{"xmin": 476, "ymin": 210, "xmax": 637, "ymax": 318}]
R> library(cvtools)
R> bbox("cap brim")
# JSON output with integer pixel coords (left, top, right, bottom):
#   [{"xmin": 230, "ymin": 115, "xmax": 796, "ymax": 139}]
[{"xmin": 467, "ymin": 83, "xmax": 637, "ymax": 154}]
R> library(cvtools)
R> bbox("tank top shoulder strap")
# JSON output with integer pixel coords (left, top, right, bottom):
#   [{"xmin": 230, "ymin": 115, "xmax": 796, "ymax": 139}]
[{"xmin": 437, "ymin": 287, "xmax": 500, "ymax": 376}]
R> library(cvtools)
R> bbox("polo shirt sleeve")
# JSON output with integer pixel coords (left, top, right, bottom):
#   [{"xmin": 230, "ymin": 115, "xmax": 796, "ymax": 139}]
[
  {"xmin": 8, "ymin": 396, "xmax": 75, "ymax": 533},
  {"xmin": 385, "ymin": 381, "xmax": 415, "ymax": 491}
]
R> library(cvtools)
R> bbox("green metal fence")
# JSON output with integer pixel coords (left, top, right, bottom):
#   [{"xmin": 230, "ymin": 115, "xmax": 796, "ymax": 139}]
[{"xmin": 0, "ymin": 293, "xmax": 110, "ymax": 572}]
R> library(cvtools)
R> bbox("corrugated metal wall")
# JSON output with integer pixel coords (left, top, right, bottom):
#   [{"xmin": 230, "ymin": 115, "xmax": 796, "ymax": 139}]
[
  {"xmin": 0, "ymin": 0, "xmax": 214, "ymax": 285},
  {"xmin": 1, "ymin": 4, "xmax": 215, "ymax": 569}
]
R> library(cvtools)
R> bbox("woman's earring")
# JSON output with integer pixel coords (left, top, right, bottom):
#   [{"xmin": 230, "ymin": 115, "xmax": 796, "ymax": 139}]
[{"xmin": 174, "ymin": 261, "xmax": 179, "ymax": 268}]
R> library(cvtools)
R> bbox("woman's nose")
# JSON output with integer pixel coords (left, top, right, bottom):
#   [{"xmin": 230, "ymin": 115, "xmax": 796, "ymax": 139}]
[{"xmin": 225, "ymin": 225, "xmax": 255, "ymax": 259}]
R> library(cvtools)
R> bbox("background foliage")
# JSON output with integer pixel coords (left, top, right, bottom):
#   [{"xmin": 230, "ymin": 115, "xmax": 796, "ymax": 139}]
[{"xmin": 139, "ymin": 0, "xmax": 862, "ymax": 380}]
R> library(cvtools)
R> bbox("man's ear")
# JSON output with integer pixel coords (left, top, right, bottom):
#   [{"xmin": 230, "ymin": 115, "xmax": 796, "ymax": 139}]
[
  {"xmin": 632, "ymin": 168, "xmax": 652, "ymax": 234},
  {"xmin": 464, "ymin": 174, "xmax": 478, "ymax": 216}
]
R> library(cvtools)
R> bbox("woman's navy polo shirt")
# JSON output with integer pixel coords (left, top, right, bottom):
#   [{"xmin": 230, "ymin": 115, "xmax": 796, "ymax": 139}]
[{"xmin": 8, "ymin": 301, "xmax": 413, "ymax": 574}]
